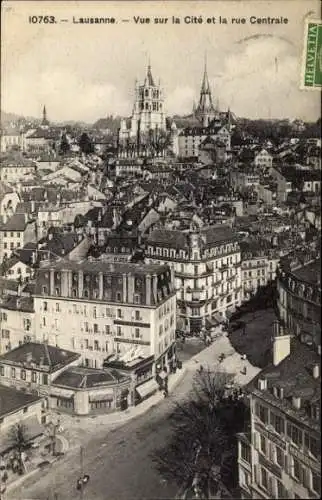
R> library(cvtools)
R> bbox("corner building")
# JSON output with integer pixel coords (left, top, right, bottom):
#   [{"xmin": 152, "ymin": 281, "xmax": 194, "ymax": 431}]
[
  {"xmin": 33, "ymin": 260, "xmax": 176, "ymax": 373},
  {"xmin": 146, "ymin": 225, "xmax": 242, "ymax": 333}
]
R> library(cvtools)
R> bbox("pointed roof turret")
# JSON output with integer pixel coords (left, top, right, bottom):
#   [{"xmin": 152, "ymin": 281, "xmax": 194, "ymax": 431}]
[
  {"xmin": 200, "ymin": 53, "xmax": 211, "ymax": 94},
  {"xmin": 145, "ymin": 64, "xmax": 156, "ymax": 87}
]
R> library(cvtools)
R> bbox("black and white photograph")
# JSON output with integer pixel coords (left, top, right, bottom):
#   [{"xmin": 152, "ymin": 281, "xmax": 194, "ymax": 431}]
[{"xmin": 0, "ymin": 1, "xmax": 321, "ymax": 499}]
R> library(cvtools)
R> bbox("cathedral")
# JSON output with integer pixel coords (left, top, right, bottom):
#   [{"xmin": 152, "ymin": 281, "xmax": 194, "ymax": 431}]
[{"xmin": 119, "ymin": 64, "xmax": 167, "ymax": 145}]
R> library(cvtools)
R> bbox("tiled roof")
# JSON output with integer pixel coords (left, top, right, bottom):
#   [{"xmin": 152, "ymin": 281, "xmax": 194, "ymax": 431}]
[
  {"xmin": 0, "ymin": 295, "xmax": 34, "ymax": 313},
  {"xmin": 0, "ymin": 213, "xmax": 33, "ymax": 231},
  {"xmin": 52, "ymin": 366, "xmax": 130, "ymax": 389},
  {"xmin": 0, "ymin": 384, "xmax": 41, "ymax": 418},
  {"xmin": 35, "ymin": 258, "xmax": 170, "ymax": 276},
  {"xmin": 0, "ymin": 343, "xmax": 80, "ymax": 373},
  {"xmin": 246, "ymin": 338, "xmax": 321, "ymax": 431}
]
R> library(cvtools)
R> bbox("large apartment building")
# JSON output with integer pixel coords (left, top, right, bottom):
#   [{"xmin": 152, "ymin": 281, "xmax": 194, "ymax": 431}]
[
  {"xmin": 238, "ymin": 322, "xmax": 321, "ymax": 499},
  {"xmin": 277, "ymin": 252, "xmax": 321, "ymax": 348},
  {"xmin": 33, "ymin": 260, "xmax": 176, "ymax": 372},
  {"xmin": 146, "ymin": 225, "xmax": 241, "ymax": 333}
]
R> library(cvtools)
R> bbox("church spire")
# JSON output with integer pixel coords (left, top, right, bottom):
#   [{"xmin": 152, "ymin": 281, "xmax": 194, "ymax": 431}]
[
  {"xmin": 145, "ymin": 57, "xmax": 155, "ymax": 87},
  {"xmin": 195, "ymin": 55, "xmax": 216, "ymax": 126},
  {"xmin": 200, "ymin": 52, "xmax": 211, "ymax": 94},
  {"xmin": 42, "ymin": 105, "xmax": 49, "ymax": 127}
]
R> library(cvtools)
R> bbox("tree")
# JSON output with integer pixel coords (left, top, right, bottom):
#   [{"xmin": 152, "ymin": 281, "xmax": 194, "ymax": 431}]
[
  {"xmin": 152, "ymin": 369, "xmax": 248, "ymax": 499},
  {"xmin": 78, "ymin": 133, "xmax": 94, "ymax": 155},
  {"xmin": 9, "ymin": 422, "xmax": 28, "ymax": 474},
  {"xmin": 60, "ymin": 134, "xmax": 70, "ymax": 155}
]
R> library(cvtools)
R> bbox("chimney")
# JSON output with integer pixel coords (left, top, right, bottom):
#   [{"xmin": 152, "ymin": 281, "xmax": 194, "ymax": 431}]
[
  {"xmin": 292, "ymin": 396, "xmax": 301, "ymax": 409},
  {"xmin": 26, "ymin": 352, "xmax": 32, "ymax": 364},
  {"xmin": 312, "ymin": 364, "xmax": 320, "ymax": 379},
  {"xmin": 272, "ymin": 321, "xmax": 291, "ymax": 366},
  {"xmin": 257, "ymin": 378, "xmax": 267, "ymax": 391}
]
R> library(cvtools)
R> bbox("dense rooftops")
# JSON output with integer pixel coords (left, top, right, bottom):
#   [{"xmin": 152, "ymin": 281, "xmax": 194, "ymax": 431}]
[{"xmin": 35, "ymin": 259, "xmax": 170, "ymax": 276}]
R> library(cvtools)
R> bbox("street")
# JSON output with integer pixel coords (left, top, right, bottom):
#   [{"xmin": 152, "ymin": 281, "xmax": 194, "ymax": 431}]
[
  {"xmin": 6, "ymin": 331, "xmax": 262, "ymax": 500},
  {"xmin": 7, "ymin": 369, "xmax": 196, "ymax": 500}
]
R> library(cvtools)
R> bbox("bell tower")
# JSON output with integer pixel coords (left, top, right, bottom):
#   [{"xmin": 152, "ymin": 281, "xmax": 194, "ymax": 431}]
[{"xmin": 194, "ymin": 54, "xmax": 216, "ymax": 127}]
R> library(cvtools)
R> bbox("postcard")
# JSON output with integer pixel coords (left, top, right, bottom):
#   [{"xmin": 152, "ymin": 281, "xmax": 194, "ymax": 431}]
[{"xmin": 1, "ymin": 1, "xmax": 321, "ymax": 500}]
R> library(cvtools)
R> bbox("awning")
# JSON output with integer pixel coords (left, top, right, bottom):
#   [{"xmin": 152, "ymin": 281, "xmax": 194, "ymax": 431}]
[
  {"xmin": 0, "ymin": 416, "xmax": 44, "ymax": 454},
  {"xmin": 136, "ymin": 379, "xmax": 159, "ymax": 398},
  {"xmin": 89, "ymin": 391, "xmax": 114, "ymax": 402},
  {"xmin": 50, "ymin": 387, "xmax": 75, "ymax": 398}
]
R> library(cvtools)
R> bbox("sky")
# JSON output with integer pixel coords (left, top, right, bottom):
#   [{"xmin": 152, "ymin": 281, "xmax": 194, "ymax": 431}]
[{"xmin": 1, "ymin": 0, "xmax": 321, "ymax": 123}]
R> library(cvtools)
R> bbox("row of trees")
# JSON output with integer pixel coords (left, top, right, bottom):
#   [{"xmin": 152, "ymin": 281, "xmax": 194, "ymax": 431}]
[{"xmin": 152, "ymin": 369, "xmax": 248, "ymax": 499}]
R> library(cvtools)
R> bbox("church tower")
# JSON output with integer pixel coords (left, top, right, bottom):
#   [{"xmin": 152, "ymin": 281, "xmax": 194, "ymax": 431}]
[
  {"xmin": 130, "ymin": 63, "xmax": 166, "ymax": 137},
  {"xmin": 194, "ymin": 56, "xmax": 216, "ymax": 127},
  {"xmin": 41, "ymin": 105, "xmax": 49, "ymax": 128}
]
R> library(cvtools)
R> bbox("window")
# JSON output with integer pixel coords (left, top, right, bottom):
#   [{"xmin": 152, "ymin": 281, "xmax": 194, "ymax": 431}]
[
  {"xmin": 135, "ymin": 328, "xmax": 140, "ymax": 338},
  {"xmin": 1, "ymin": 313, "xmax": 7, "ymax": 322},
  {"xmin": 93, "ymin": 324, "xmax": 98, "ymax": 333},
  {"xmin": 0, "ymin": 365, "xmax": 4, "ymax": 376},
  {"xmin": 116, "ymin": 326, "xmax": 122, "ymax": 336},
  {"xmin": 240, "ymin": 441, "xmax": 251, "ymax": 463},
  {"xmin": 117, "ymin": 309, "xmax": 122, "ymax": 319},
  {"xmin": 11, "ymin": 367, "xmax": 16, "ymax": 378},
  {"xmin": 105, "ymin": 325, "xmax": 110, "ymax": 335},
  {"xmin": 116, "ymin": 292, "xmax": 121, "ymax": 301},
  {"xmin": 43, "ymin": 301, "xmax": 48, "ymax": 311},
  {"xmin": 23, "ymin": 407, "xmax": 28, "ymax": 414},
  {"xmin": 259, "ymin": 435, "xmax": 268, "ymax": 456},
  {"xmin": 134, "ymin": 294, "xmax": 141, "ymax": 304},
  {"xmin": 135, "ymin": 311, "xmax": 140, "ymax": 321},
  {"xmin": 304, "ymin": 434, "xmax": 319, "ymax": 458},
  {"xmin": 42, "ymin": 286, "xmax": 48, "ymax": 295},
  {"xmin": 42, "ymin": 317, "xmax": 46, "ymax": 327},
  {"xmin": 255, "ymin": 402, "xmax": 268, "ymax": 424},
  {"xmin": 292, "ymin": 457, "xmax": 301, "ymax": 481},
  {"xmin": 84, "ymin": 322, "xmax": 89, "ymax": 332},
  {"xmin": 20, "ymin": 369, "xmax": 26, "ymax": 380},
  {"xmin": 287, "ymin": 422, "xmax": 303, "ymax": 447},
  {"xmin": 55, "ymin": 303, "xmax": 60, "ymax": 312},
  {"xmin": 94, "ymin": 340, "xmax": 99, "ymax": 351},
  {"xmin": 43, "ymin": 374, "xmax": 48, "ymax": 385},
  {"xmin": 55, "ymin": 287, "xmax": 60, "ymax": 296},
  {"xmin": 260, "ymin": 467, "xmax": 268, "ymax": 490},
  {"xmin": 312, "ymin": 471, "xmax": 321, "ymax": 495},
  {"xmin": 270, "ymin": 412, "xmax": 284, "ymax": 434},
  {"xmin": 31, "ymin": 372, "xmax": 37, "ymax": 383},
  {"xmin": 275, "ymin": 446, "xmax": 284, "ymax": 467},
  {"xmin": 93, "ymin": 307, "xmax": 97, "ymax": 319}
]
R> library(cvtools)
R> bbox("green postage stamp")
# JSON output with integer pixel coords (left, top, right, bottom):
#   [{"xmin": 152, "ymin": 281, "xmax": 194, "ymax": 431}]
[{"xmin": 301, "ymin": 19, "xmax": 322, "ymax": 89}]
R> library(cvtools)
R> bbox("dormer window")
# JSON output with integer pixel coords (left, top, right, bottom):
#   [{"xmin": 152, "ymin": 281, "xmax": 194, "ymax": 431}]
[{"xmin": 309, "ymin": 404, "xmax": 320, "ymax": 421}]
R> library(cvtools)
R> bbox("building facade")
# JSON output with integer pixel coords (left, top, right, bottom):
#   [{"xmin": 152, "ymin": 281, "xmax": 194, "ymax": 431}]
[
  {"xmin": 238, "ymin": 322, "xmax": 321, "ymax": 499},
  {"xmin": 33, "ymin": 260, "xmax": 177, "ymax": 372},
  {"xmin": 277, "ymin": 252, "xmax": 321, "ymax": 347},
  {"xmin": 146, "ymin": 225, "xmax": 242, "ymax": 333}
]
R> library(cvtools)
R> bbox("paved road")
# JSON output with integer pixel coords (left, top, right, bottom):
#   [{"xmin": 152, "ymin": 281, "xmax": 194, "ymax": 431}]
[
  {"xmin": 7, "ymin": 333, "xmax": 260, "ymax": 500},
  {"xmin": 7, "ymin": 370, "xmax": 196, "ymax": 500}
]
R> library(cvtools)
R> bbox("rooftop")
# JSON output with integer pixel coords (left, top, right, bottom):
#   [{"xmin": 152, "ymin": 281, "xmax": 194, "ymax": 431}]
[
  {"xmin": 0, "ymin": 343, "xmax": 80, "ymax": 373},
  {"xmin": 247, "ymin": 339, "xmax": 321, "ymax": 432},
  {"xmin": 52, "ymin": 366, "xmax": 130, "ymax": 389},
  {"xmin": 0, "ymin": 384, "xmax": 42, "ymax": 418},
  {"xmin": 35, "ymin": 258, "xmax": 170, "ymax": 276},
  {"xmin": 291, "ymin": 259, "xmax": 321, "ymax": 285}
]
